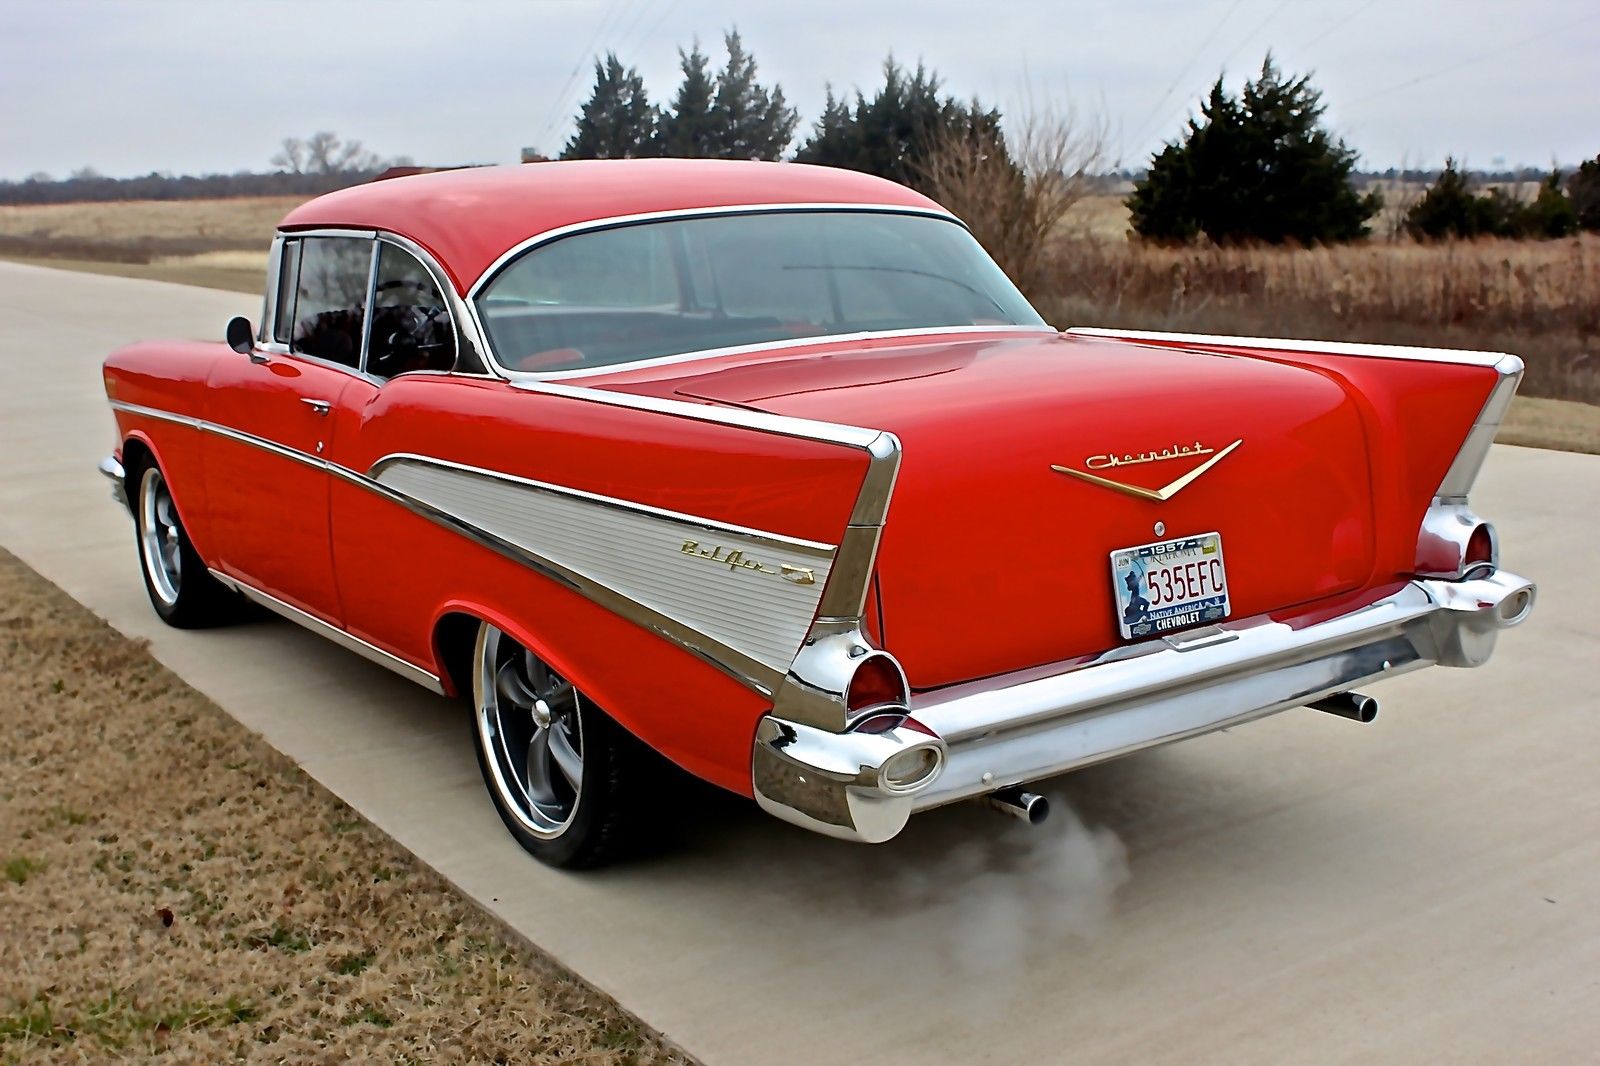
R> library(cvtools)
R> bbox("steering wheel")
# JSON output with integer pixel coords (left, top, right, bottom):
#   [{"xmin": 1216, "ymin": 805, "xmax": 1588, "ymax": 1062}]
[{"xmin": 376, "ymin": 278, "xmax": 436, "ymax": 299}]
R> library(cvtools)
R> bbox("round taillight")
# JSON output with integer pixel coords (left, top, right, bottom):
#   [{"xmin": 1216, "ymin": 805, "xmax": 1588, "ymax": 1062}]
[
  {"xmin": 847, "ymin": 654, "xmax": 907, "ymax": 714},
  {"xmin": 1465, "ymin": 523, "xmax": 1496, "ymax": 573}
]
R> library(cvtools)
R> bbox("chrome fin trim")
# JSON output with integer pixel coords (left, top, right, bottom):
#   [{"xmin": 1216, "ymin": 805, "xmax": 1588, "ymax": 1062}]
[{"xmin": 1065, "ymin": 326, "xmax": 1515, "ymax": 368}]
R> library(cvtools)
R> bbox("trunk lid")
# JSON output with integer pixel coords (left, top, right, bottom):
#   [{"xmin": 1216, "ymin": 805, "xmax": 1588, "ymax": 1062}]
[{"xmin": 611, "ymin": 331, "xmax": 1377, "ymax": 689}]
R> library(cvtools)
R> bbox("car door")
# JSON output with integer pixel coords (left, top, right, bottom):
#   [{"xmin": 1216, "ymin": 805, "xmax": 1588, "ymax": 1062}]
[
  {"xmin": 204, "ymin": 233, "xmax": 375, "ymax": 622},
  {"xmin": 325, "ymin": 237, "xmax": 464, "ymax": 662}
]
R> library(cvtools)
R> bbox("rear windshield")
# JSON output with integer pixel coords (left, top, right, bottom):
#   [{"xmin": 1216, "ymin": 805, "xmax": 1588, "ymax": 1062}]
[{"xmin": 474, "ymin": 210, "xmax": 1045, "ymax": 374}]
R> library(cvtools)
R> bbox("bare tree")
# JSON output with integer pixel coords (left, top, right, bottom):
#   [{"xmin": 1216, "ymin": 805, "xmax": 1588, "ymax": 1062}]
[
  {"xmin": 271, "ymin": 136, "xmax": 307, "ymax": 174},
  {"xmin": 919, "ymin": 91, "xmax": 1106, "ymax": 296},
  {"xmin": 271, "ymin": 131, "xmax": 384, "ymax": 174},
  {"xmin": 1385, "ymin": 152, "xmax": 1428, "ymax": 240}
]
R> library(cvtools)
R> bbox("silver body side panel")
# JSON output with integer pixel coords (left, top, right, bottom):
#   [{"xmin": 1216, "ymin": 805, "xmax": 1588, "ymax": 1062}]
[{"xmin": 370, "ymin": 455, "xmax": 837, "ymax": 675}]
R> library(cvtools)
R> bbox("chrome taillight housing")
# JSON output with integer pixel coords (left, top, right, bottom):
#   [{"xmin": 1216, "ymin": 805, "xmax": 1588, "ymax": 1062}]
[{"xmin": 1416, "ymin": 502, "xmax": 1498, "ymax": 579}]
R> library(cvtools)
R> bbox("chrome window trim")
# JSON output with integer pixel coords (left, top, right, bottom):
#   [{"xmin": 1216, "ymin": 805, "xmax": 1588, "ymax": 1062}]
[
  {"xmin": 258, "ymin": 237, "xmax": 283, "ymax": 344},
  {"xmin": 372, "ymin": 232, "xmax": 485, "ymax": 376},
  {"xmin": 207, "ymin": 568, "xmax": 445, "ymax": 694},
  {"xmin": 463, "ymin": 202, "xmax": 1057, "ymax": 382},
  {"xmin": 356, "ymin": 239, "xmax": 382, "ymax": 374},
  {"xmin": 467, "ymin": 202, "xmax": 959, "ymax": 300},
  {"xmin": 263, "ymin": 227, "xmax": 489, "ymax": 379}
]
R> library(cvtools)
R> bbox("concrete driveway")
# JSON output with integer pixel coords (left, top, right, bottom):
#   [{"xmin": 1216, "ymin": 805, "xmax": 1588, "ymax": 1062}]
[{"xmin": 3, "ymin": 260, "xmax": 1595, "ymax": 1064}]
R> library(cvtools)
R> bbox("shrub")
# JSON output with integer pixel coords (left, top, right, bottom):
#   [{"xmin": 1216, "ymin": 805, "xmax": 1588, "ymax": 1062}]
[{"xmin": 1127, "ymin": 56, "xmax": 1380, "ymax": 244}]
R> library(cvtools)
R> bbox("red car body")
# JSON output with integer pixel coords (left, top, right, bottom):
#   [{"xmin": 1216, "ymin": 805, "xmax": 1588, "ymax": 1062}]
[{"xmin": 100, "ymin": 160, "xmax": 1535, "ymax": 858}]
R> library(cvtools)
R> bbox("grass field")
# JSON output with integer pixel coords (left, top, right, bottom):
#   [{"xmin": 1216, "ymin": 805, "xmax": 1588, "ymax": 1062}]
[
  {"xmin": 0, "ymin": 194, "xmax": 1596, "ymax": 453},
  {"xmin": 0, "ymin": 548, "xmax": 685, "ymax": 1064}
]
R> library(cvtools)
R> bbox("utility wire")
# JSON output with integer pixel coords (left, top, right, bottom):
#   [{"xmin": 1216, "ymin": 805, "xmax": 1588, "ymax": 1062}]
[
  {"xmin": 1215, "ymin": 0, "xmax": 1294, "ymax": 72},
  {"xmin": 1351, "ymin": 8, "xmax": 1600, "ymax": 105},
  {"xmin": 1295, "ymin": 0, "xmax": 1385, "ymax": 53},
  {"xmin": 538, "ymin": 0, "xmax": 634, "ymax": 146},
  {"xmin": 1125, "ymin": 0, "xmax": 1248, "ymax": 153}
]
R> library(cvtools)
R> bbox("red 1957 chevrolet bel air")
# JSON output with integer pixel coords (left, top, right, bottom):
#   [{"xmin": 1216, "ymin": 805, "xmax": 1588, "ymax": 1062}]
[{"xmin": 99, "ymin": 159, "xmax": 1535, "ymax": 867}]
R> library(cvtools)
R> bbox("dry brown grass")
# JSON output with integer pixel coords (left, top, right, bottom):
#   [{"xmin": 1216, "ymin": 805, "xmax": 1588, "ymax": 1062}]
[
  {"xmin": 1039, "ymin": 231, "xmax": 1600, "ymax": 406},
  {"xmin": 0, "ymin": 548, "xmax": 688, "ymax": 1064},
  {"xmin": 0, "ymin": 198, "xmax": 293, "ymax": 291},
  {"xmin": 0, "ymin": 198, "xmax": 298, "ymax": 245},
  {"xmin": 1, "ymin": 193, "xmax": 1595, "ymax": 434}
]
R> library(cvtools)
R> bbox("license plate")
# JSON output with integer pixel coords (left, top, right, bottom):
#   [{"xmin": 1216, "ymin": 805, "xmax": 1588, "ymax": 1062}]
[{"xmin": 1110, "ymin": 532, "xmax": 1230, "ymax": 640}]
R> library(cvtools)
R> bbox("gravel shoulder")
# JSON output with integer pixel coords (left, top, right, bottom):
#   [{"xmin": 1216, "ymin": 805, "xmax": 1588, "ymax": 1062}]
[{"xmin": 0, "ymin": 547, "xmax": 688, "ymax": 1064}]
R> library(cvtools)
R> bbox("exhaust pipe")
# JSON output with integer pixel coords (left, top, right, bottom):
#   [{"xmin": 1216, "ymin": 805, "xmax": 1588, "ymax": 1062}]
[
  {"xmin": 1310, "ymin": 691, "xmax": 1379, "ymax": 723},
  {"xmin": 984, "ymin": 788, "xmax": 1050, "ymax": 825}
]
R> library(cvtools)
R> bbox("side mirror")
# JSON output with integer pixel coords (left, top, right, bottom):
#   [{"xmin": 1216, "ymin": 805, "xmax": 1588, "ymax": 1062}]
[{"xmin": 226, "ymin": 316, "xmax": 256, "ymax": 356}]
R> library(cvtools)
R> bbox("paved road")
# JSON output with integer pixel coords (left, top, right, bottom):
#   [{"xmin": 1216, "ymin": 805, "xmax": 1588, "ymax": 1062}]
[{"xmin": 3, "ymin": 260, "xmax": 1596, "ymax": 1064}]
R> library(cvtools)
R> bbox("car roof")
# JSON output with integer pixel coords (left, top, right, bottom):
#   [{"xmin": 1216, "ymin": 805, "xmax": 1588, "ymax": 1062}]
[{"xmin": 277, "ymin": 159, "xmax": 949, "ymax": 294}]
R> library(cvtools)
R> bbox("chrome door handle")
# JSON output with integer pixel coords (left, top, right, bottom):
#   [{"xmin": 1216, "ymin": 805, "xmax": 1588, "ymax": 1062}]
[{"xmin": 300, "ymin": 398, "xmax": 331, "ymax": 416}]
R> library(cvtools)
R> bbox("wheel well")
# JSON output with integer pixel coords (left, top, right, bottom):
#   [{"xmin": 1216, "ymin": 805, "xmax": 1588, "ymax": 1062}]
[
  {"xmin": 433, "ymin": 612, "xmax": 481, "ymax": 701},
  {"xmin": 121, "ymin": 436, "xmax": 153, "ymax": 479}
]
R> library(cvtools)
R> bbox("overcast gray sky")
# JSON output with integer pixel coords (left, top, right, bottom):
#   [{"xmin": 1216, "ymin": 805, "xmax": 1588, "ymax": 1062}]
[{"xmin": 3, "ymin": 0, "xmax": 1597, "ymax": 181}]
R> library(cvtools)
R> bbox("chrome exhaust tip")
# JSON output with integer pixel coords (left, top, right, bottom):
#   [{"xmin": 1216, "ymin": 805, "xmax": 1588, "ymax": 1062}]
[
  {"xmin": 984, "ymin": 788, "xmax": 1050, "ymax": 825},
  {"xmin": 1309, "ymin": 691, "xmax": 1379, "ymax": 723}
]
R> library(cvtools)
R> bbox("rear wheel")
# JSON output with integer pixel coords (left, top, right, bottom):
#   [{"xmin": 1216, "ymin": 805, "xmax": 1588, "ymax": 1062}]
[
  {"xmin": 470, "ymin": 622, "xmax": 644, "ymax": 868},
  {"xmin": 132, "ymin": 459, "xmax": 239, "ymax": 628}
]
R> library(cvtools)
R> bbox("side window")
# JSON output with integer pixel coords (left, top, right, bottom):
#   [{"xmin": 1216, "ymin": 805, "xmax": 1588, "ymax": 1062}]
[
  {"xmin": 367, "ymin": 242, "xmax": 458, "ymax": 378},
  {"xmin": 290, "ymin": 236, "xmax": 373, "ymax": 368},
  {"xmin": 272, "ymin": 239, "xmax": 301, "ymax": 345}
]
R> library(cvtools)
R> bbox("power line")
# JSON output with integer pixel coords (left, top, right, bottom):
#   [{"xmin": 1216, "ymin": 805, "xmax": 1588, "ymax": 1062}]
[
  {"xmin": 1143, "ymin": 0, "xmax": 1294, "ymax": 146},
  {"xmin": 1215, "ymin": 0, "xmax": 1294, "ymax": 72},
  {"xmin": 1125, "ymin": 0, "xmax": 1248, "ymax": 153},
  {"xmin": 1295, "ymin": 0, "xmax": 1385, "ymax": 53},
  {"xmin": 1351, "ymin": 8, "xmax": 1600, "ymax": 106},
  {"xmin": 537, "ymin": 0, "xmax": 632, "ymax": 146}
]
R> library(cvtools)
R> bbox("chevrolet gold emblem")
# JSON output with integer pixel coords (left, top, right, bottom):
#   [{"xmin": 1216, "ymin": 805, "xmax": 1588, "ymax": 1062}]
[{"xmin": 1051, "ymin": 440, "xmax": 1242, "ymax": 502}]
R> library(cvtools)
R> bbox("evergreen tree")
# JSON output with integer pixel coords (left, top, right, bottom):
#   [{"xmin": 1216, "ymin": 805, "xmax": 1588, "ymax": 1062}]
[
  {"xmin": 795, "ymin": 58, "xmax": 1004, "ymax": 194},
  {"xmin": 705, "ymin": 30, "xmax": 798, "ymax": 160},
  {"xmin": 656, "ymin": 42, "xmax": 716, "ymax": 157},
  {"xmin": 1569, "ymin": 154, "xmax": 1600, "ymax": 232},
  {"xmin": 1127, "ymin": 56, "xmax": 1380, "ymax": 244},
  {"xmin": 1408, "ymin": 161, "xmax": 1579, "ymax": 240},
  {"xmin": 1513, "ymin": 170, "xmax": 1578, "ymax": 238},
  {"xmin": 560, "ymin": 53, "xmax": 657, "ymax": 160},
  {"xmin": 1404, "ymin": 159, "xmax": 1489, "ymax": 239}
]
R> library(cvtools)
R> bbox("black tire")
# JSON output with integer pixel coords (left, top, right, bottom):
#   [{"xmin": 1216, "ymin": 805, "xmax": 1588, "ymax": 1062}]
[
  {"xmin": 469, "ymin": 622, "xmax": 647, "ymax": 869},
  {"xmin": 130, "ymin": 457, "xmax": 241, "ymax": 628}
]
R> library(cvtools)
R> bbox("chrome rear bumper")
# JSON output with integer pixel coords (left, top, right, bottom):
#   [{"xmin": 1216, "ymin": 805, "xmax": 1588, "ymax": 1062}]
[{"xmin": 753, "ymin": 570, "xmax": 1534, "ymax": 842}]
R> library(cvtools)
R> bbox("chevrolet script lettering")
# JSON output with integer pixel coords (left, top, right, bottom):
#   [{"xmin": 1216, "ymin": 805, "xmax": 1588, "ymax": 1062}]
[
  {"xmin": 1052, "ymin": 439, "xmax": 1243, "ymax": 503},
  {"xmin": 1086, "ymin": 440, "xmax": 1214, "ymax": 470},
  {"xmin": 680, "ymin": 540, "xmax": 816, "ymax": 585}
]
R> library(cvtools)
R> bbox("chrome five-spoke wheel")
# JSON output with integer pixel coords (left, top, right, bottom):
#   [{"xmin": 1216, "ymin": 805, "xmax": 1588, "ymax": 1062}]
[
  {"xmin": 129, "ymin": 456, "xmax": 238, "ymax": 628},
  {"xmin": 470, "ymin": 622, "xmax": 643, "ymax": 868},
  {"xmin": 476, "ymin": 625, "xmax": 586, "ymax": 837},
  {"xmin": 138, "ymin": 466, "xmax": 183, "ymax": 606}
]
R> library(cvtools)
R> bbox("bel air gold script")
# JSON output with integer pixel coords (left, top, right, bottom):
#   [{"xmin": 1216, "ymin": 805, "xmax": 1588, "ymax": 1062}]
[{"xmin": 680, "ymin": 540, "xmax": 816, "ymax": 585}]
